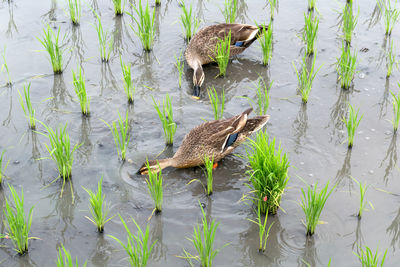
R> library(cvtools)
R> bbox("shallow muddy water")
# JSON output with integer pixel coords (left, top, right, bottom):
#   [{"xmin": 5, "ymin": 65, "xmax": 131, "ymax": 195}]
[{"xmin": 1, "ymin": 0, "xmax": 400, "ymax": 266}]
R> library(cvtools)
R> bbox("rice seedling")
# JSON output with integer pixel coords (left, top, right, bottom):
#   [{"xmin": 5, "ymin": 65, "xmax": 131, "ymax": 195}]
[
  {"xmin": 152, "ymin": 94, "xmax": 177, "ymax": 145},
  {"xmin": 203, "ymin": 154, "xmax": 214, "ymax": 196},
  {"xmin": 211, "ymin": 31, "xmax": 231, "ymax": 77},
  {"xmin": 182, "ymin": 202, "xmax": 228, "ymax": 266},
  {"xmin": 258, "ymin": 23, "xmax": 273, "ymax": 66},
  {"xmin": 145, "ymin": 160, "xmax": 163, "ymax": 213},
  {"xmin": 108, "ymin": 215, "xmax": 156, "ymax": 267},
  {"xmin": 343, "ymin": 104, "xmax": 363, "ymax": 148},
  {"xmin": 386, "ymin": 40, "xmax": 397, "ymax": 77},
  {"xmin": 342, "ymin": 3, "xmax": 358, "ymax": 44},
  {"xmin": 207, "ymin": 86, "xmax": 225, "ymax": 120},
  {"xmin": 0, "ymin": 185, "xmax": 34, "ymax": 255},
  {"xmin": 245, "ymin": 131, "xmax": 290, "ymax": 215},
  {"xmin": 0, "ymin": 150, "xmax": 9, "ymax": 185},
  {"xmin": 155, "ymin": 0, "xmax": 161, "ymax": 6},
  {"xmin": 254, "ymin": 77, "xmax": 271, "ymax": 115},
  {"xmin": 268, "ymin": 0, "xmax": 278, "ymax": 20},
  {"xmin": 18, "ymin": 83, "xmax": 36, "ymax": 129},
  {"xmin": 174, "ymin": 52, "xmax": 185, "ymax": 88},
  {"xmin": 293, "ymin": 53, "xmax": 320, "ymax": 103},
  {"xmin": 354, "ymin": 245, "xmax": 387, "ymax": 267},
  {"xmin": 179, "ymin": 2, "xmax": 199, "ymax": 40},
  {"xmin": 300, "ymin": 181, "xmax": 336, "ymax": 236},
  {"xmin": 127, "ymin": 0, "xmax": 156, "ymax": 51},
  {"xmin": 72, "ymin": 65, "xmax": 90, "ymax": 116},
  {"xmin": 352, "ymin": 177, "xmax": 369, "ymax": 219},
  {"xmin": 221, "ymin": 0, "xmax": 238, "ymax": 23},
  {"xmin": 56, "ymin": 244, "xmax": 87, "ymax": 267},
  {"xmin": 112, "ymin": 0, "xmax": 125, "ymax": 16},
  {"xmin": 377, "ymin": 0, "xmax": 400, "ymax": 35},
  {"xmin": 38, "ymin": 25, "xmax": 66, "ymax": 74},
  {"xmin": 308, "ymin": 0, "xmax": 317, "ymax": 11},
  {"xmin": 94, "ymin": 13, "xmax": 113, "ymax": 62},
  {"xmin": 302, "ymin": 12, "xmax": 319, "ymax": 55},
  {"xmin": 102, "ymin": 111, "xmax": 130, "ymax": 161},
  {"xmin": 248, "ymin": 202, "xmax": 274, "ymax": 252},
  {"xmin": 82, "ymin": 176, "xmax": 113, "ymax": 233},
  {"xmin": 337, "ymin": 43, "xmax": 357, "ymax": 89},
  {"xmin": 391, "ymin": 89, "xmax": 400, "ymax": 132},
  {"xmin": 1, "ymin": 47, "xmax": 11, "ymax": 85},
  {"xmin": 120, "ymin": 56, "xmax": 135, "ymax": 103},
  {"xmin": 67, "ymin": 0, "xmax": 81, "ymax": 25}
]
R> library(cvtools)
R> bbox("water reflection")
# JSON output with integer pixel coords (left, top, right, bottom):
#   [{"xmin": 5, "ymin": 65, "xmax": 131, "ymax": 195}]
[
  {"xmin": 6, "ymin": 1, "xmax": 18, "ymax": 38},
  {"xmin": 297, "ymin": 236, "xmax": 318, "ymax": 267},
  {"xmin": 352, "ymin": 219, "xmax": 364, "ymax": 251},
  {"xmin": 379, "ymin": 134, "xmax": 398, "ymax": 184},
  {"xmin": 77, "ymin": 117, "xmax": 93, "ymax": 165},
  {"xmin": 99, "ymin": 63, "xmax": 118, "ymax": 96},
  {"xmin": 292, "ymin": 103, "xmax": 308, "ymax": 154},
  {"xmin": 387, "ymin": 208, "xmax": 400, "ymax": 251},
  {"xmin": 47, "ymin": 74, "xmax": 71, "ymax": 113},
  {"xmin": 70, "ymin": 25, "xmax": 86, "ymax": 64},
  {"xmin": 2, "ymin": 85, "xmax": 13, "ymax": 126},
  {"xmin": 236, "ymin": 0, "xmax": 249, "ymax": 23},
  {"xmin": 112, "ymin": 16, "xmax": 125, "ymax": 53},
  {"xmin": 150, "ymin": 214, "xmax": 167, "ymax": 262},
  {"xmin": 327, "ymin": 88, "xmax": 350, "ymax": 144},
  {"xmin": 28, "ymin": 131, "xmax": 44, "ymax": 183},
  {"xmin": 378, "ymin": 77, "xmax": 390, "ymax": 119},
  {"xmin": 89, "ymin": 235, "xmax": 112, "ymax": 267},
  {"xmin": 41, "ymin": 0, "xmax": 57, "ymax": 22},
  {"xmin": 335, "ymin": 149, "xmax": 353, "ymax": 189},
  {"xmin": 367, "ymin": 3, "xmax": 381, "ymax": 29}
]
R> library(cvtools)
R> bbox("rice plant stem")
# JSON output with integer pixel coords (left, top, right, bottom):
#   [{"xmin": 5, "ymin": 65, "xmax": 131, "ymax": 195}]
[
  {"xmin": 343, "ymin": 104, "xmax": 363, "ymax": 148},
  {"xmin": 18, "ymin": 83, "xmax": 36, "ymax": 129},
  {"xmin": 258, "ymin": 23, "xmax": 273, "ymax": 66},
  {"xmin": 207, "ymin": 87, "xmax": 225, "ymax": 120},
  {"xmin": 180, "ymin": 2, "xmax": 199, "ymax": 40},
  {"xmin": 56, "ymin": 244, "xmax": 87, "ymax": 267},
  {"xmin": 102, "ymin": 111, "xmax": 130, "ymax": 161},
  {"xmin": 0, "ymin": 150, "xmax": 9, "ymax": 185},
  {"xmin": 72, "ymin": 65, "xmax": 90, "ymax": 116},
  {"xmin": 120, "ymin": 56, "xmax": 135, "ymax": 103},
  {"xmin": 211, "ymin": 31, "xmax": 231, "ymax": 77},
  {"xmin": 222, "ymin": 0, "xmax": 238, "ymax": 23},
  {"xmin": 152, "ymin": 94, "xmax": 177, "ymax": 145},
  {"xmin": 67, "ymin": 0, "xmax": 81, "ymax": 25},
  {"xmin": 203, "ymin": 154, "xmax": 214, "ymax": 196},
  {"xmin": 174, "ymin": 52, "xmax": 185, "ymax": 88},
  {"xmin": 391, "ymin": 88, "xmax": 400, "ymax": 132},
  {"xmin": 38, "ymin": 25, "xmax": 65, "ymax": 74},
  {"xmin": 145, "ymin": 160, "xmax": 163, "ymax": 212}
]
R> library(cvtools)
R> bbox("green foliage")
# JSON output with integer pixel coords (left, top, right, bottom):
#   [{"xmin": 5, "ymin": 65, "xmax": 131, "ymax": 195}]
[
  {"xmin": 268, "ymin": 0, "xmax": 278, "ymax": 20},
  {"xmin": 386, "ymin": 40, "xmax": 397, "ymax": 77},
  {"xmin": 222, "ymin": 0, "xmax": 238, "ymax": 23},
  {"xmin": 352, "ymin": 177, "xmax": 369, "ymax": 218},
  {"xmin": 72, "ymin": 65, "xmax": 90, "ymax": 116},
  {"xmin": 155, "ymin": 0, "xmax": 161, "ymax": 5},
  {"xmin": 180, "ymin": 2, "xmax": 199, "ymax": 40},
  {"xmin": 254, "ymin": 76, "xmax": 271, "ymax": 115},
  {"xmin": 0, "ymin": 150, "xmax": 9, "ymax": 185},
  {"xmin": 354, "ymin": 245, "xmax": 387, "ymax": 267},
  {"xmin": 120, "ymin": 56, "xmax": 135, "ymax": 103},
  {"xmin": 152, "ymin": 94, "xmax": 177, "ymax": 145},
  {"xmin": 38, "ymin": 25, "xmax": 65, "ymax": 73},
  {"xmin": 293, "ymin": 53, "xmax": 320, "ymax": 103},
  {"xmin": 203, "ymin": 154, "xmax": 214, "ymax": 196},
  {"xmin": 56, "ymin": 244, "xmax": 87, "ymax": 267},
  {"xmin": 145, "ymin": 160, "xmax": 163, "ymax": 213},
  {"xmin": 18, "ymin": 83, "xmax": 36, "ymax": 129},
  {"xmin": 342, "ymin": 3, "xmax": 358, "ymax": 44},
  {"xmin": 112, "ymin": 0, "xmax": 125, "ymax": 15},
  {"xmin": 377, "ymin": 0, "xmax": 400, "ymax": 35},
  {"xmin": 109, "ymin": 215, "xmax": 156, "ymax": 267},
  {"xmin": 174, "ymin": 52, "xmax": 185, "ymax": 88},
  {"xmin": 302, "ymin": 12, "xmax": 319, "ymax": 55},
  {"xmin": 94, "ymin": 13, "xmax": 113, "ymax": 62},
  {"xmin": 245, "ymin": 131, "xmax": 290, "ymax": 215},
  {"xmin": 248, "ymin": 202, "xmax": 274, "ymax": 252},
  {"xmin": 337, "ymin": 43, "xmax": 357, "ymax": 89},
  {"xmin": 391, "ymin": 88, "xmax": 400, "ymax": 132},
  {"xmin": 67, "ymin": 0, "xmax": 81, "ymax": 25},
  {"xmin": 83, "ymin": 177, "xmax": 113, "ymax": 233},
  {"xmin": 300, "ymin": 181, "xmax": 336, "ymax": 236},
  {"xmin": 308, "ymin": 0, "xmax": 317, "ymax": 11},
  {"xmin": 103, "ymin": 111, "xmax": 130, "ymax": 161},
  {"xmin": 128, "ymin": 0, "xmax": 156, "ymax": 51},
  {"xmin": 211, "ymin": 31, "xmax": 231, "ymax": 77},
  {"xmin": 1, "ymin": 47, "xmax": 11, "ymax": 85},
  {"xmin": 343, "ymin": 104, "xmax": 363, "ymax": 148},
  {"xmin": 258, "ymin": 23, "xmax": 273, "ymax": 66},
  {"xmin": 0, "ymin": 185, "xmax": 34, "ymax": 254},
  {"xmin": 207, "ymin": 86, "xmax": 225, "ymax": 120}
]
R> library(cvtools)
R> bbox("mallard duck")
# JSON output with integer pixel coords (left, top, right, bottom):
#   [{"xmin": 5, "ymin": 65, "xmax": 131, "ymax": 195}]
[
  {"xmin": 139, "ymin": 108, "xmax": 269, "ymax": 174},
  {"xmin": 185, "ymin": 23, "xmax": 266, "ymax": 99}
]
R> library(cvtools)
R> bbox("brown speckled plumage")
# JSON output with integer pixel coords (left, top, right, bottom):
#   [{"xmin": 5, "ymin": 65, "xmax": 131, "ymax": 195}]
[{"xmin": 139, "ymin": 108, "xmax": 270, "ymax": 174}]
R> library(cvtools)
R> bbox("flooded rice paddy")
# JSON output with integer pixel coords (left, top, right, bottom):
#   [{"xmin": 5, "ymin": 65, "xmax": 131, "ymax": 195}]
[{"xmin": 1, "ymin": 0, "xmax": 400, "ymax": 266}]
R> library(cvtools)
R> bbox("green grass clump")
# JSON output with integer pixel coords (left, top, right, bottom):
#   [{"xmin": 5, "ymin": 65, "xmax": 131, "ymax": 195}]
[
  {"xmin": 174, "ymin": 52, "xmax": 185, "ymax": 88},
  {"xmin": 128, "ymin": 0, "xmax": 156, "ymax": 51},
  {"xmin": 155, "ymin": 0, "xmax": 161, "ymax": 5},
  {"xmin": 203, "ymin": 155, "xmax": 214, "ymax": 196},
  {"xmin": 152, "ymin": 94, "xmax": 177, "ymax": 145},
  {"xmin": 248, "ymin": 202, "xmax": 274, "ymax": 252},
  {"xmin": 38, "ymin": 25, "xmax": 65, "ymax": 74},
  {"xmin": 268, "ymin": 0, "xmax": 278, "ymax": 20},
  {"xmin": 67, "ymin": 0, "xmax": 81, "ymax": 25},
  {"xmin": 56, "ymin": 244, "xmax": 87, "ymax": 267},
  {"xmin": 94, "ymin": 13, "xmax": 113, "ymax": 62},
  {"xmin": 245, "ymin": 131, "xmax": 290, "ymax": 215},
  {"xmin": 391, "ymin": 88, "xmax": 400, "ymax": 132},
  {"xmin": 308, "ymin": 0, "xmax": 317, "ymax": 11},
  {"xmin": 254, "ymin": 77, "xmax": 271, "ymax": 115},
  {"xmin": 302, "ymin": 12, "xmax": 319, "ymax": 55},
  {"xmin": 212, "ymin": 31, "xmax": 231, "ymax": 77},
  {"xmin": 72, "ymin": 66, "xmax": 90, "ymax": 116},
  {"xmin": 343, "ymin": 104, "xmax": 363, "ymax": 148},
  {"xmin": 386, "ymin": 40, "xmax": 397, "ymax": 77},
  {"xmin": 0, "ymin": 185, "xmax": 34, "ymax": 255},
  {"xmin": 109, "ymin": 215, "xmax": 156, "ymax": 267},
  {"xmin": 180, "ymin": 2, "xmax": 199, "ymax": 40},
  {"xmin": 145, "ymin": 160, "xmax": 163, "ymax": 213},
  {"xmin": 0, "ymin": 150, "xmax": 9, "ymax": 185},
  {"xmin": 337, "ymin": 43, "xmax": 357, "ymax": 89},
  {"xmin": 377, "ymin": 0, "xmax": 400, "ymax": 35},
  {"xmin": 103, "ymin": 111, "xmax": 130, "ymax": 161},
  {"xmin": 112, "ymin": 0, "xmax": 125, "ymax": 15},
  {"xmin": 293, "ymin": 53, "xmax": 320, "ymax": 103},
  {"xmin": 1, "ymin": 47, "xmax": 12, "ymax": 85},
  {"xmin": 342, "ymin": 3, "xmax": 358, "ymax": 44},
  {"xmin": 221, "ymin": 0, "xmax": 238, "ymax": 23},
  {"xmin": 83, "ymin": 177, "xmax": 113, "ymax": 233},
  {"xmin": 352, "ymin": 177, "xmax": 369, "ymax": 219},
  {"xmin": 120, "ymin": 57, "xmax": 135, "ymax": 103},
  {"xmin": 182, "ymin": 202, "xmax": 228, "ymax": 266},
  {"xmin": 207, "ymin": 87, "xmax": 225, "ymax": 120},
  {"xmin": 300, "ymin": 181, "xmax": 336, "ymax": 236},
  {"xmin": 18, "ymin": 83, "xmax": 36, "ymax": 129},
  {"xmin": 258, "ymin": 23, "xmax": 273, "ymax": 66},
  {"xmin": 354, "ymin": 246, "xmax": 387, "ymax": 267}
]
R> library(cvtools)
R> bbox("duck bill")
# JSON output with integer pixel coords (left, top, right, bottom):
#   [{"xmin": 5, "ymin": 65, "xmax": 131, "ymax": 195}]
[{"xmin": 192, "ymin": 85, "xmax": 201, "ymax": 100}]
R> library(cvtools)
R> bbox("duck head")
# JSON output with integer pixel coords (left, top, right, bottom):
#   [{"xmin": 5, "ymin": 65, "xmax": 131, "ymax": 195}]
[{"xmin": 192, "ymin": 65, "xmax": 205, "ymax": 100}]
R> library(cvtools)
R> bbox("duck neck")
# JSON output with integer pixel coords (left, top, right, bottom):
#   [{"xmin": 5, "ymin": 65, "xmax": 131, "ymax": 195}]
[{"xmin": 152, "ymin": 158, "xmax": 175, "ymax": 171}]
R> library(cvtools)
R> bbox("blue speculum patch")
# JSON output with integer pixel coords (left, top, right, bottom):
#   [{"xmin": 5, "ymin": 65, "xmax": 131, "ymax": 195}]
[
  {"xmin": 225, "ymin": 132, "xmax": 239, "ymax": 149},
  {"xmin": 235, "ymin": 41, "xmax": 244, "ymax": 47}
]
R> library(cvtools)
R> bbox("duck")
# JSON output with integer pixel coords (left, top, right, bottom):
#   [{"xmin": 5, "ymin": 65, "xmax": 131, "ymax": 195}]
[
  {"xmin": 185, "ymin": 23, "xmax": 266, "ymax": 99},
  {"xmin": 138, "ymin": 108, "xmax": 269, "ymax": 174}
]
